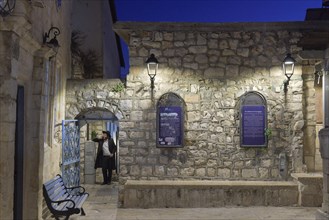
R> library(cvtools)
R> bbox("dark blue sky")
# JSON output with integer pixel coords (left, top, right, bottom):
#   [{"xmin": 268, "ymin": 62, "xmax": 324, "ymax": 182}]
[
  {"xmin": 116, "ymin": 0, "xmax": 321, "ymax": 22},
  {"xmin": 116, "ymin": 0, "xmax": 323, "ymax": 77}
]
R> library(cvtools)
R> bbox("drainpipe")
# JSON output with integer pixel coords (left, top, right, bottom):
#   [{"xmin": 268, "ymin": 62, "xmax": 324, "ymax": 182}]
[{"xmin": 317, "ymin": 48, "xmax": 329, "ymax": 220}]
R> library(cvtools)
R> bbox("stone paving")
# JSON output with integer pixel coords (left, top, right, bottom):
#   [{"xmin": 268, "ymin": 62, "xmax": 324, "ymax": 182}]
[{"xmin": 69, "ymin": 183, "xmax": 318, "ymax": 220}]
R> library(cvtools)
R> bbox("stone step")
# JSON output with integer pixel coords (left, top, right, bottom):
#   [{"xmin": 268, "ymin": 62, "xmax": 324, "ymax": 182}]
[{"xmin": 291, "ymin": 173, "xmax": 323, "ymax": 207}]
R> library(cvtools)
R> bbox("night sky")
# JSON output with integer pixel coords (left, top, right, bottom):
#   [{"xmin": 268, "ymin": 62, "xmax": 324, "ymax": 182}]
[{"xmin": 115, "ymin": 0, "xmax": 323, "ymax": 77}]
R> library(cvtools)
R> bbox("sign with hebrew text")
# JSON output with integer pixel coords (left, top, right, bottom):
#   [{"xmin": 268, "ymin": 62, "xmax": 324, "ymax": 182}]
[
  {"xmin": 241, "ymin": 106, "xmax": 266, "ymax": 146},
  {"xmin": 157, "ymin": 93, "xmax": 185, "ymax": 148},
  {"xmin": 158, "ymin": 107, "xmax": 182, "ymax": 146},
  {"xmin": 240, "ymin": 91, "xmax": 267, "ymax": 148}
]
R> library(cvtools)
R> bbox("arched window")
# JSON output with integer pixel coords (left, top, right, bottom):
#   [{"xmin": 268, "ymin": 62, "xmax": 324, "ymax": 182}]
[
  {"xmin": 240, "ymin": 91, "xmax": 267, "ymax": 147},
  {"xmin": 156, "ymin": 92, "xmax": 185, "ymax": 148}
]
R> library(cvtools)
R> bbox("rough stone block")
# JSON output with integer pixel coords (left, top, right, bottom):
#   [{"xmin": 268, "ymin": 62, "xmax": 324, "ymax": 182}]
[
  {"xmin": 120, "ymin": 122, "xmax": 135, "ymax": 128},
  {"xmin": 196, "ymin": 168, "xmax": 206, "ymax": 176},
  {"xmin": 242, "ymin": 169, "xmax": 257, "ymax": 178},
  {"xmin": 237, "ymin": 48, "xmax": 250, "ymax": 57},
  {"xmin": 159, "ymin": 156, "xmax": 169, "ymax": 164},
  {"xmin": 188, "ymin": 46, "xmax": 207, "ymax": 54},
  {"xmin": 163, "ymin": 32, "xmax": 174, "ymax": 41},
  {"xmin": 185, "ymin": 94, "xmax": 200, "ymax": 103},
  {"xmin": 167, "ymin": 167, "xmax": 179, "ymax": 176},
  {"xmin": 197, "ymin": 33, "xmax": 207, "ymax": 45},
  {"xmin": 218, "ymin": 168, "xmax": 231, "ymax": 178},
  {"xmin": 130, "ymin": 57, "xmax": 145, "ymax": 66},
  {"xmin": 130, "ymin": 111, "xmax": 143, "ymax": 121},
  {"xmin": 183, "ymin": 62, "xmax": 199, "ymax": 70},
  {"xmin": 168, "ymin": 57, "xmax": 182, "ymax": 67},
  {"xmin": 155, "ymin": 166, "xmax": 165, "ymax": 176},
  {"xmin": 121, "ymin": 157, "xmax": 134, "ymax": 164},
  {"xmin": 0, "ymin": 99, "xmax": 16, "ymax": 122},
  {"xmin": 130, "ymin": 165, "xmax": 140, "ymax": 176},
  {"xmin": 142, "ymin": 41, "xmax": 161, "ymax": 48},
  {"xmin": 207, "ymin": 168, "xmax": 216, "ymax": 177},
  {"xmin": 0, "ymin": 122, "xmax": 15, "ymax": 142},
  {"xmin": 222, "ymin": 49, "xmax": 235, "ymax": 56},
  {"xmin": 141, "ymin": 166, "xmax": 153, "ymax": 176},
  {"xmin": 175, "ymin": 48, "xmax": 188, "ymax": 57},
  {"xmin": 135, "ymin": 156, "xmax": 147, "ymax": 164},
  {"xmin": 270, "ymin": 66, "xmax": 282, "ymax": 77},
  {"xmin": 120, "ymin": 100, "xmax": 133, "ymax": 110},
  {"xmin": 208, "ymin": 39, "xmax": 218, "ymax": 49},
  {"xmin": 226, "ymin": 65, "xmax": 239, "ymax": 76},
  {"xmin": 129, "ymin": 131, "xmax": 144, "ymax": 139},
  {"xmin": 204, "ymin": 67, "xmax": 225, "ymax": 78},
  {"xmin": 195, "ymin": 54, "xmax": 208, "ymax": 64},
  {"xmin": 0, "ymin": 78, "xmax": 17, "ymax": 100}
]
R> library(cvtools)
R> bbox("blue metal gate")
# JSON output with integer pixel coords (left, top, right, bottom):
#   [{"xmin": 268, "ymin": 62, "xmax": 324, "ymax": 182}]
[{"xmin": 62, "ymin": 120, "xmax": 80, "ymax": 188}]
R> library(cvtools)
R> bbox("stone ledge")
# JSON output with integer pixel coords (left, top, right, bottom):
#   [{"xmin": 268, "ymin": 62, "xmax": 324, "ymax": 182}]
[
  {"xmin": 291, "ymin": 172, "xmax": 323, "ymax": 180},
  {"xmin": 125, "ymin": 180, "xmax": 298, "ymax": 188},
  {"xmin": 114, "ymin": 21, "xmax": 329, "ymax": 42},
  {"xmin": 123, "ymin": 180, "xmax": 299, "ymax": 208}
]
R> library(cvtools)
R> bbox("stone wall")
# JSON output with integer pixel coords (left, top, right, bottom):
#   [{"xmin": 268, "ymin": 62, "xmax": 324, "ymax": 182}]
[
  {"xmin": 0, "ymin": 0, "xmax": 73, "ymax": 219},
  {"xmin": 117, "ymin": 22, "xmax": 307, "ymax": 182}
]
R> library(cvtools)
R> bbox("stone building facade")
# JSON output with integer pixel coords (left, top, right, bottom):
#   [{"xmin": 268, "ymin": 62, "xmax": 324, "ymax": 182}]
[
  {"xmin": 0, "ymin": 1, "xmax": 73, "ymax": 219},
  {"xmin": 0, "ymin": 0, "xmax": 122, "ymax": 219},
  {"xmin": 1, "ymin": 1, "xmax": 329, "ymax": 218},
  {"xmin": 66, "ymin": 21, "xmax": 329, "ymax": 206}
]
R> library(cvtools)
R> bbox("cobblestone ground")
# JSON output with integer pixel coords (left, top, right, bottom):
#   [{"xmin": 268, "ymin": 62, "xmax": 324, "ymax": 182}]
[{"xmin": 71, "ymin": 183, "xmax": 317, "ymax": 220}]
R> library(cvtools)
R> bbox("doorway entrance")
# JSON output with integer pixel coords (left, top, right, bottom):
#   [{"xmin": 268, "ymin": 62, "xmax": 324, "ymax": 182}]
[
  {"xmin": 14, "ymin": 85, "xmax": 24, "ymax": 220},
  {"xmin": 75, "ymin": 108, "xmax": 119, "ymax": 184}
]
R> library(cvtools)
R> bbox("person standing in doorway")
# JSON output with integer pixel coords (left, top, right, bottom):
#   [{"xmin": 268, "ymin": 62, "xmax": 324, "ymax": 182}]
[{"xmin": 93, "ymin": 131, "xmax": 117, "ymax": 185}]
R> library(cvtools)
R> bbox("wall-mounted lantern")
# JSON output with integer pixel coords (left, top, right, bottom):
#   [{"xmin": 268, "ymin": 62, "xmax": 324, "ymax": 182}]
[
  {"xmin": 282, "ymin": 53, "xmax": 296, "ymax": 92},
  {"xmin": 43, "ymin": 27, "xmax": 61, "ymax": 51},
  {"xmin": 146, "ymin": 54, "xmax": 158, "ymax": 90},
  {"xmin": 0, "ymin": 0, "xmax": 15, "ymax": 17}
]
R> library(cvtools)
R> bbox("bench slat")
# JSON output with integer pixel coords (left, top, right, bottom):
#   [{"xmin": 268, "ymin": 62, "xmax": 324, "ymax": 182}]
[
  {"xmin": 49, "ymin": 189, "xmax": 67, "ymax": 202},
  {"xmin": 46, "ymin": 179, "xmax": 65, "ymax": 191},
  {"xmin": 44, "ymin": 177, "xmax": 62, "ymax": 190},
  {"xmin": 71, "ymin": 195, "xmax": 87, "ymax": 209},
  {"xmin": 44, "ymin": 175, "xmax": 61, "ymax": 185}
]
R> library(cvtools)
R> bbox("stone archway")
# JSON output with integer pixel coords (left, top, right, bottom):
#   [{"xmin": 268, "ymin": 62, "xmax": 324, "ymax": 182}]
[{"xmin": 66, "ymin": 98, "xmax": 124, "ymax": 121}]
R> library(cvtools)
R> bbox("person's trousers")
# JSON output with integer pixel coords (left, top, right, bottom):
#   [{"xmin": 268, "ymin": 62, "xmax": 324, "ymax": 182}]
[{"xmin": 102, "ymin": 156, "xmax": 113, "ymax": 184}]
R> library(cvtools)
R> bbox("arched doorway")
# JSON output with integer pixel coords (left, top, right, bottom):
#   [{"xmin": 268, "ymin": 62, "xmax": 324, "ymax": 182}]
[{"xmin": 75, "ymin": 107, "xmax": 120, "ymax": 184}]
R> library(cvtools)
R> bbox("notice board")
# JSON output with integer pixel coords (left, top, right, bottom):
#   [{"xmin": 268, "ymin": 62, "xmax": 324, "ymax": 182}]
[
  {"xmin": 240, "ymin": 92, "xmax": 267, "ymax": 147},
  {"xmin": 157, "ymin": 93, "xmax": 185, "ymax": 148},
  {"xmin": 158, "ymin": 107, "xmax": 183, "ymax": 147}
]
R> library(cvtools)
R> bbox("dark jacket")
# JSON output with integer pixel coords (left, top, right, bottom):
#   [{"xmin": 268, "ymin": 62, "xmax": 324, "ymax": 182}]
[{"xmin": 93, "ymin": 138, "xmax": 117, "ymax": 170}]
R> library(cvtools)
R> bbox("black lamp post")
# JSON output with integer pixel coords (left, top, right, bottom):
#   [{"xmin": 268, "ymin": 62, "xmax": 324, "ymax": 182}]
[
  {"xmin": 146, "ymin": 54, "xmax": 159, "ymax": 90},
  {"xmin": 0, "ymin": 0, "xmax": 15, "ymax": 17},
  {"xmin": 283, "ymin": 53, "xmax": 296, "ymax": 92},
  {"xmin": 43, "ymin": 27, "xmax": 61, "ymax": 50}
]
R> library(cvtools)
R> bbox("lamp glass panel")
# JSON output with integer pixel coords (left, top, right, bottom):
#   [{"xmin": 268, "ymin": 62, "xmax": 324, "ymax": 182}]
[
  {"xmin": 284, "ymin": 63, "xmax": 294, "ymax": 77},
  {"xmin": 147, "ymin": 63, "xmax": 158, "ymax": 78}
]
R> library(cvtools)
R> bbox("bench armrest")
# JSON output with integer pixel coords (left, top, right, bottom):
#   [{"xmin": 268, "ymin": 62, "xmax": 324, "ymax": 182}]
[
  {"xmin": 52, "ymin": 199, "xmax": 76, "ymax": 209},
  {"xmin": 66, "ymin": 186, "xmax": 86, "ymax": 195}
]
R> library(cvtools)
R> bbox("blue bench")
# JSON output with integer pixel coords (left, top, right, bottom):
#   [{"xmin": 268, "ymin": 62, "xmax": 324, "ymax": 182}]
[{"xmin": 43, "ymin": 175, "xmax": 89, "ymax": 220}]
